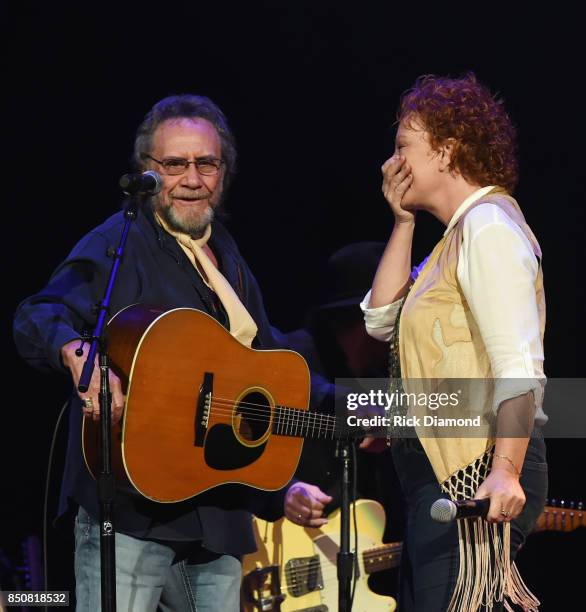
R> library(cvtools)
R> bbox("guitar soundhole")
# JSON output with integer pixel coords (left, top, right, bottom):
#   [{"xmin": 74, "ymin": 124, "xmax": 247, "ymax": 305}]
[{"xmin": 236, "ymin": 391, "xmax": 271, "ymax": 443}]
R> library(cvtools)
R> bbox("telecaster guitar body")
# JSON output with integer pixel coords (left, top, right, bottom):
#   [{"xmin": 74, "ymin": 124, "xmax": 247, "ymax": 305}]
[{"xmin": 242, "ymin": 499, "xmax": 400, "ymax": 611}]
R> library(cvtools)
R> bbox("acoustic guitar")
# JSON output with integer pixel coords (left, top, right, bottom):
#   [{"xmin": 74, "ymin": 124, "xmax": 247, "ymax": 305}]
[{"xmin": 82, "ymin": 304, "xmax": 346, "ymax": 503}]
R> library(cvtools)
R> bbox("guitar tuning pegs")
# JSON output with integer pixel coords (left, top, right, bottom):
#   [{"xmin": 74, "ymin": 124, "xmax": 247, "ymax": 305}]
[
  {"xmin": 560, "ymin": 500, "xmax": 565, "ymax": 508},
  {"xmin": 550, "ymin": 499, "xmax": 557, "ymax": 507},
  {"xmin": 578, "ymin": 502, "xmax": 583, "ymax": 511},
  {"xmin": 569, "ymin": 501, "xmax": 575, "ymax": 509}
]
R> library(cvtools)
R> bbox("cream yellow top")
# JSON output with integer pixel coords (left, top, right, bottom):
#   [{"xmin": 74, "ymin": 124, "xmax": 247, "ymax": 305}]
[{"xmin": 361, "ymin": 186, "xmax": 547, "ymax": 424}]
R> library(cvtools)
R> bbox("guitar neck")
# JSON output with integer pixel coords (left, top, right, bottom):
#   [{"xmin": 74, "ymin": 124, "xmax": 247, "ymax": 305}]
[
  {"xmin": 273, "ymin": 406, "xmax": 346, "ymax": 440},
  {"xmin": 534, "ymin": 503, "xmax": 585, "ymax": 533},
  {"xmin": 362, "ymin": 542, "xmax": 403, "ymax": 575}
]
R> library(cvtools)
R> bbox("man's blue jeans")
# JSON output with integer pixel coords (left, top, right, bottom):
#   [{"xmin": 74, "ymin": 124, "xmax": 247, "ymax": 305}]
[{"xmin": 74, "ymin": 506, "xmax": 241, "ymax": 611}]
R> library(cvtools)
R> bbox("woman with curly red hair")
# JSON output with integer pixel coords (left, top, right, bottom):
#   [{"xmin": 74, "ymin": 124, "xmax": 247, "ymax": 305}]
[{"xmin": 361, "ymin": 73, "xmax": 547, "ymax": 610}]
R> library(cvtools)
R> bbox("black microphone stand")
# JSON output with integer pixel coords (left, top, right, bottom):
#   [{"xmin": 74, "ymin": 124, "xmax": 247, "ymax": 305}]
[
  {"xmin": 335, "ymin": 439, "xmax": 355, "ymax": 611},
  {"xmin": 77, "ymin": 193, "xmax": 145, "ymax": 612}
]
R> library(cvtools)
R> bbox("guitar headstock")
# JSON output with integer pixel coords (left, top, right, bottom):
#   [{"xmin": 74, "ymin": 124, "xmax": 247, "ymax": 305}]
[{"xmin": 534, "ymin": 499, "xmax": 585, "ymax": 533}]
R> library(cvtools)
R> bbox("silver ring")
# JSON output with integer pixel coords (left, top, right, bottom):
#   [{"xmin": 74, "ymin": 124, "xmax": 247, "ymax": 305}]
[
  {"xmin": 500, "ymin": 509, "xmax": 510, "ymax": 518},
  {"xmin": 82, "ymin": 398, "xmax": 94, "ymax": 409}
]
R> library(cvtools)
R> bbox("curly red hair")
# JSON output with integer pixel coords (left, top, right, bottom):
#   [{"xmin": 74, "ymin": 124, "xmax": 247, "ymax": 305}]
[{"xmin": 398, "ymin": 73, "xmax": 518, "ymax": 193}]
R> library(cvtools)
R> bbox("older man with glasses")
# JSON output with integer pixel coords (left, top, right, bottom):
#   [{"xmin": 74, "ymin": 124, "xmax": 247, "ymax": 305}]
[{"xmin": 14, "ymin": 94, "xmax": 332, "ymax": 611}]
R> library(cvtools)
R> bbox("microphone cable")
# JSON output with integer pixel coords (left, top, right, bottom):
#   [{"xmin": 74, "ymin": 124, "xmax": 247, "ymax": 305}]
[
  {"xmin": 350, "ymin": 441, "xmax": 358, "ymax": 609},
  {"xmin": 42, "ymin": 399, "xmax": 70, "ymax": 612}
]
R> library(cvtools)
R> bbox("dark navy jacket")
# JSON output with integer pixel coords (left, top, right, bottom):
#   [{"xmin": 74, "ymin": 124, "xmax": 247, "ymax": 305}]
[{"xmin": 14, "ymin": 205, "xmax": 329, "ymax": 555}]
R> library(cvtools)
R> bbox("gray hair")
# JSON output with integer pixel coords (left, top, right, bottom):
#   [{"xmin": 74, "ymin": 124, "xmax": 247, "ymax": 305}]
[{"xmin": 133, "ymin": 94, "xmax": 237, "ymax": 191}]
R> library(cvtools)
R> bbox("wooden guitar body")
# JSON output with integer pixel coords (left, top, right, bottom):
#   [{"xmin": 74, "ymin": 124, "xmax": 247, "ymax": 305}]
[{"xmin": 83, "ymin": 305, "xmax": 310, "ymax": 502}]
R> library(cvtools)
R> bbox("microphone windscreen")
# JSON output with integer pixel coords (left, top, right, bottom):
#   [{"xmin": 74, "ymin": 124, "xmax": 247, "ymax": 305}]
[
  {"xmin": 142, "ymin": 170, "xmax": 162, "ymax": 194},
  {"xmin": 430, "ymin": 498, "xmax": 457, "ymax": 522}
]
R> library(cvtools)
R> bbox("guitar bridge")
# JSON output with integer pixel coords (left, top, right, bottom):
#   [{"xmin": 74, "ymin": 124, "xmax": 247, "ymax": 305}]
[
  {"xmin": 194, "ymin": 372, "xmax": 213, "ymax": 447},
  {"xmin": 241, "ymin": 565, "xmax": 286, "ymax": 611}
]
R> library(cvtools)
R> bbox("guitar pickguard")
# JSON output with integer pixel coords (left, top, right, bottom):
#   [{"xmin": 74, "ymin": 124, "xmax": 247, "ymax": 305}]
[
  {"xmin": 204, "ymin": 389, "xmax": 273, "ymax": 470},
  {"xmin": 204, "ymin": 424, "xmax": 267, "ymax": 470}
]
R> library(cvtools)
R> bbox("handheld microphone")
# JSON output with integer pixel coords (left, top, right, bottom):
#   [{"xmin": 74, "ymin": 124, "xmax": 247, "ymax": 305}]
[
  {"xmin": 430, "ymin": 497, "xmax": 490, "ymax": 522},
  {"xmin": 119, "ymin": 170, "xmax": 162, "ymax": 195}
]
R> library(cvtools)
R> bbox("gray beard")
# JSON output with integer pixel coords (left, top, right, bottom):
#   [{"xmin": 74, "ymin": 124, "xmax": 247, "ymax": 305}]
[{"xmin": 154, "ymin": 199, "xmax": 215, "ymax": 239}]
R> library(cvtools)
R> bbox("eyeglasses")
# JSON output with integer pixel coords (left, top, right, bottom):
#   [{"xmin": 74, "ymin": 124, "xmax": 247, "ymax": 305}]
[{"xmin": 141, "ymin": 153, "xmax": 224, "ymax": 176}]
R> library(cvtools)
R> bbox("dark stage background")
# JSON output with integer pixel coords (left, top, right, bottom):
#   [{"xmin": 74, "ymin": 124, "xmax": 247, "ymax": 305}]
[{"xmin": 3, "ymin": 3, "xmax": 584, "ymax": 610}]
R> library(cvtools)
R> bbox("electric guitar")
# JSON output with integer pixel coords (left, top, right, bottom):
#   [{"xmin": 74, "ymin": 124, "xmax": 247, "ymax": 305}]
[
  {"xmin": 241, "ymin": 499, "xmax": 401, "ymax": 612},
  {"xmin": 240, "ymin": 498, "xmax": 585, "ymax": 612},
  {"xmin": 82, "ymin": 304, "xmax": 350, "ymax": 503},
  {"xmin": 533, "ymin": 499, "xmax": 585, "ymax": 533}
]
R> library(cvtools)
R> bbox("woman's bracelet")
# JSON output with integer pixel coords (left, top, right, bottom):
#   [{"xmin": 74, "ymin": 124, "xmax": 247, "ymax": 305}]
[{"xmin": 493, "ymin": 453, "xmax": 522, "ymax": 476}]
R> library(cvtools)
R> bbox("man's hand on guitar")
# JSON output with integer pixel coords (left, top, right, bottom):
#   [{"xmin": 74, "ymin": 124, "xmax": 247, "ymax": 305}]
[
  {"xmin": 357, "ymin": 402, "xmax": 389, "ymax": 453},
  {"xmin": 60, "ymin": 339, "xmax": 125, "ymax": 425},
  {"xmin": 284, "ymin": 482, "xmax": 333, "ymax": 528},
  {"xmin": 359, "ymin": 435, "xmax": 388, "ymax": 453}
]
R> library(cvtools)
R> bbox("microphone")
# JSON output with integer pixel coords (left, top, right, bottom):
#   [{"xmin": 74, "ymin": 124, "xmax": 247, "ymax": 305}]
[
  {"xmin": 430, "ymin": 497, "xmax": 491, "ymax": 522},
  {"xmin": 119, "ymin": 170, "xmax": 162, "ymax": 195}
]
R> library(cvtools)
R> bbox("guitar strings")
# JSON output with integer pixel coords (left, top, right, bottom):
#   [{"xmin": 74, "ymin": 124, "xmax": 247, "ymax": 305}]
[
  {"xmin": 210, "ymin": 406, "xmax": 336, "ymax": 427},
  {"xmin": 211, "ymin": 399, "xmax": 331, "ymax": 418},
  {"xmin": 176, "ymin": 392, "xmax": 350, "ymax": 437},
  {"xmin": 279, "ymin": 560, "xmax": 402, "ymax": 590},
  {"xmin": 211, "ymin": 397, "xmax": 338, "ymax": 423},
  {"xmin": 206, "ymin": 411, "xmax": 339, "ymax": 437},
  {"xmin": 212, "ymin": 394, "xmax": 334, "ymax": 416},
  {"xmin": 278, "ymin": 546, "xmax": 402, "ymax": 583},
  {"xmin": 210, "ymin": 396, "xmax": 340, "ymax": 434},
  {"xmin": 279, "ymin": 567, "xmax": 382, "ymax": 590},
  {"xmin": 281, "ymin": 554, "xmax": 398, "ymax": 583},
  {"xmin": 208, "ymin": 403, "xmax": 340, "ymax": 436},
  {"xmin": 270, "ymin": 546, "xmax": 402, "ymax": 589},
  {"xmin": 208, "ymin": 409, "xmax": 336, "ymax": 429},
  {"xmin": 210, "ymin": 399, "xmax": 335, "ymax": 422}
]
